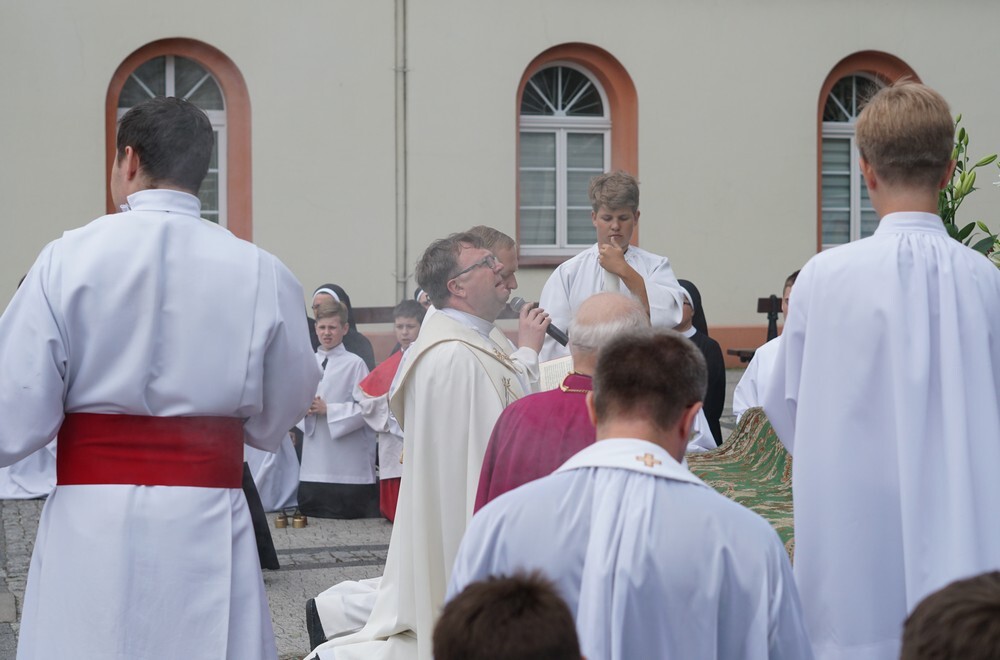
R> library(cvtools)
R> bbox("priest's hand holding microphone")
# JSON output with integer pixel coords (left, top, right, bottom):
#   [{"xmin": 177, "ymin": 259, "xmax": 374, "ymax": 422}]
[{"xmin": 509, "ymin": 297, "xmax": 569, "ymax": 353}]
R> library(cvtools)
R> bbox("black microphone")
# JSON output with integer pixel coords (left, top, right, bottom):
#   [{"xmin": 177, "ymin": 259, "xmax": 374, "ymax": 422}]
[{"xmin": 509, "ymin": 296, "xmax": 569, "ymax": 346}]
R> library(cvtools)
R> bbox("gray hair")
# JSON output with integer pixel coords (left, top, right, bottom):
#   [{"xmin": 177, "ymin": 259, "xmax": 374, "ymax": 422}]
[{"xmin": 569, "ymin": 299, "xmax": 650, "ymax": 354}]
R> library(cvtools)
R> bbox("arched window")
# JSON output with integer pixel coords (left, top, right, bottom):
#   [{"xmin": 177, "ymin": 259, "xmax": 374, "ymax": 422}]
[
  {"xmin": 519, "ymin": 64, "xmax": 610, "ymax": 252},
  {"xmin": 820, "ymin": 74, "xmax": 883, "ymax": 248},
  {"xmin": 517, "ymin": 45, "xmax": 637, "ymax": 261},
  {"xmin": 817, "ymin": 52, "xmax": 918, "ymax": 251},
  {"xmin": 107, "ymin": 40, "xmax": 252, "ymax": 240}
]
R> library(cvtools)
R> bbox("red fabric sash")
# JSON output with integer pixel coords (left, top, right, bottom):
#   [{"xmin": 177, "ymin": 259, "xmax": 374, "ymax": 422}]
[
  {"xmin": 359, "ymin": 350, "xmax": 404, "ymax": 397},
  {"xmin": 57, "ymin": 413, "xmax": 244, "ymax": 488}
]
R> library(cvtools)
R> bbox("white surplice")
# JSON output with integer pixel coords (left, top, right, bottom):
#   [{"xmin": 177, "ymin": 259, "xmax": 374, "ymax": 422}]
[
  {"xmin": 245, "ymin": 435, "xmax": 300, "ymax": 511},
  {"xmin": 309, "ymin": 309, "xmax": 526, "ymax": 660},
  {"xmin": 732, "ymin": 335, "xmax": 782, "ymax": 423},
  {"xmin": 538, "ymin": 243, "xmax": 687, "ymax": 360},
  {"xmin": 0, "ymin": 189, "xmax": 320, "ymax": 660},
  {"xmin": 762, "ymin": 212, "xmax": 1000, "ymax": 660},
  {"xmin": 449, "ymin": 438, "xmax": 813, "ymax": 660},
  {"xmin": 0, "ymin": 440, "xmax": 57, "ymax": 499},
  {"xmin": 300, "ymin": 345, "xmax": 375, "ymax": 485}
]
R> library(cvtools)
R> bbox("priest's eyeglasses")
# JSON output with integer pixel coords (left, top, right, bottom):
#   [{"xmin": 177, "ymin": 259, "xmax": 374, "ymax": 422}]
[{"xmin": 449, "ymin": 254, "xmax": 498, "ymax": 280}]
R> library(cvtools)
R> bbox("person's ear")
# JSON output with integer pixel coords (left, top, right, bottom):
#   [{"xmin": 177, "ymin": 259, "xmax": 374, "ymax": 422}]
[
  {"xmin": 585, "ymin": 391, "xmax": 598, "ymax": 427},
  {"xmin": 446, "ymin": 278, "xmax": 465, "ymax": 299},
  {"xmin": 859, "ymin": 157, "xmax": 878, "ymax": 191},
  {"xmin": 937, "ymin": 159, "xmax": 958, "ymax": 191},
  {"xmin": 121, "ymin": 146, "xmax": 141, "ymax": 182}
]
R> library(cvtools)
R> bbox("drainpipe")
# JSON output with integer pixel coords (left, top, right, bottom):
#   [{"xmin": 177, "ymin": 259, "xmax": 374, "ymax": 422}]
[{"xmin": 394, "ymin": 0, "xmax": 408, "ymax": 302}]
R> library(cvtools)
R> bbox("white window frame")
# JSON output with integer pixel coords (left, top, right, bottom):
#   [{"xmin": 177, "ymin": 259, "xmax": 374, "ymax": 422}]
[
  {"xmin": 117, "ymin": 55, "xmax": 228, "ymax": 228},
  {"xmin": 820, "ymin": 74, "xmax": 882, "ymax": 250},
  {"xmin": 519, "ymin": 62, "xmax": 611, "ymax": 257}
]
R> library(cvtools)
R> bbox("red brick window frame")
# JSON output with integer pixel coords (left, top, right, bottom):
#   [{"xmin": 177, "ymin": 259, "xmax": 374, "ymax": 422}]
[
  {"xmin": 106, "ymin": 39, "xmax": 253, "ymax": 241},
  {"xmin": 516, "ymin": 44, "xmax": 638, "ymax": 266}
]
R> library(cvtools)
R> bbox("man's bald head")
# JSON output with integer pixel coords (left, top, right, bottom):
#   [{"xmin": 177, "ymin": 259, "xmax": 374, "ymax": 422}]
[{"xmin": 568, "ymin": 293, "xmax": 650, "ymax": 375}]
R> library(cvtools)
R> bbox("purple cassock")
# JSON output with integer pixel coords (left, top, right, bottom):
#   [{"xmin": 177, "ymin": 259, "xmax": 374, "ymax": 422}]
[{"xmin": 474, "ymin": 372, "xmax": 595, "ymax": 512}]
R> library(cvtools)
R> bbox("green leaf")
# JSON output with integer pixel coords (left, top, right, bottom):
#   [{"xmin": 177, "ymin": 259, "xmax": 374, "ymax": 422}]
[
  {"xmin": 971, "ymin": 235, "xmax": 995, "ymax": 254},
  {"xmin": 946, "ymin": 222, "xmax": 960, "ymax": 239},
  {"xmin": 958, "ymin": 222, "xmax": 976, "ymax": 240}
]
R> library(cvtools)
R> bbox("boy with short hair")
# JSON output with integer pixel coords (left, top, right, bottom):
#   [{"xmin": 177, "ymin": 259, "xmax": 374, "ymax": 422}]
[
  {"xmin": 355, "ymin": 299, "xmax": 425, "ymax": 521},
  {"xmin": 538, "ymin": 170, "xmax": 687, "ymax": 361},
  {"xmin": 763, "ymin": 81, "xmax": 1000, "ymax": 659},
  {"xmin": 298, "ymin": 301, "xmax": 379, "ymax": 519}
]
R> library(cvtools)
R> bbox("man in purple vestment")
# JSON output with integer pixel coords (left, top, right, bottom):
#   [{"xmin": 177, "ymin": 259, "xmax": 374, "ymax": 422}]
[{"xmin": 475, "ymin": 293, "xmax": 648, "ymax": 511}]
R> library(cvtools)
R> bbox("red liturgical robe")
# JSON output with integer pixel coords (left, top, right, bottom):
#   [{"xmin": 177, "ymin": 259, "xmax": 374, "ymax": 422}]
[{"xmin": 475, "ymin": 372, "xmax": 595, "ymax": 512}]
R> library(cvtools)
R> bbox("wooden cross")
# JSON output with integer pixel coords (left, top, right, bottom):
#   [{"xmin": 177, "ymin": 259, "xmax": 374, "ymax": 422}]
[{"xmin": 636, "ymin": 453, "xmax": 661, "ymax": 468}]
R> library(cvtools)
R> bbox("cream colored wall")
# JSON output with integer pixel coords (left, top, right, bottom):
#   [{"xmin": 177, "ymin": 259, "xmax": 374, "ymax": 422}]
[{"xmin": 4, "ymin": 0, "xmax": 1000, "ymax": 327}]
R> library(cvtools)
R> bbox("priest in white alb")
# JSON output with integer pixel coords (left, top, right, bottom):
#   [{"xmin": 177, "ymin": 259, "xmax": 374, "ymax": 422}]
[
  {"xmin": 450, "ymin": 329, "xmax": 813, "ymax": 659},
  {"xmin": 0, "ymin": 97, "xmax": 320, "ymax": 659},
  {"xmin": 538, "ymin": 170, "xmax": 688, "ymax": 361},
  {"xmin": 763, "ymin": 82, "xmax": 1000, "ymax": 660},
  {"xmin": 306, "ymin": 231, "xmax": 549, "ymax": 659}
]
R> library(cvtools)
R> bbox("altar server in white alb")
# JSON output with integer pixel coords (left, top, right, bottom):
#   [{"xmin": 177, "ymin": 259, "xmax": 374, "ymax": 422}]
[
  {"xmin": 0, "ymin": 97, "xmax": 320, "ymax": 659},
  {"xmin": 298, "ymin": 300, "xmax": 379, "ymax": 519},
  {"xmin": 732, "ymin": 269, "xmax": 798, "ymax": 422},
  {"xmin": 763, "ymin": 81, "xmax": 1000, "ymax": 660},
  {"xmin": 538, "ymin": 170, "xmax": 688, "ymax": 361},
  {"xmin": 307, "ymin": 231, "xmax": 549, "ymax": 660},
  {"xmin": 450, "ymin": 330, "xmax": 813, "ymax": 659}
]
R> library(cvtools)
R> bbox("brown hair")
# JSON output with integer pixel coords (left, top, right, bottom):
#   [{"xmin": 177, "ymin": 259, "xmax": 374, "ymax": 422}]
[
  {"xmin": 393, "ymin": 299, "xmax": 426, "ymax": 324},
  {"xmin": 589, "ymin": 170, "xmax": 639, "ymax": 212},
  {"xmin": 901, "ymin": 571, "xmax": 1000, "ymax": 660},
  {"xmin": 855, "ymin": 82, "xmax": 954, "ymax": 188},
  {"xmin": 315, "ymin": 300, "xmax": 348, "ymax": 325},
  {"xmin": 433, "ymin": 572, "xmax": 581, "ymax": 660},
  {"xmin": 415, "ymin": 232, "xmax": 484, "ymax": 308},
  {"xmin": 593, "ymin": 330, "xmax": 707, "ymax": 432}
]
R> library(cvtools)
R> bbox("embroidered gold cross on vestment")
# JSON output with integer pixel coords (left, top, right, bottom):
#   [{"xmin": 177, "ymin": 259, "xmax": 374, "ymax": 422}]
[{"xmin": 636, "ymin": 453, "xmax": 661, "ymax": 468}]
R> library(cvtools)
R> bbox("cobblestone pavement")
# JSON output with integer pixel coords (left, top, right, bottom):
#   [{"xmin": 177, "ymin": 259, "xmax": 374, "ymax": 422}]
[{"xmin": 0, "ymin": 500, "xmax": 391, "ymax": 660}]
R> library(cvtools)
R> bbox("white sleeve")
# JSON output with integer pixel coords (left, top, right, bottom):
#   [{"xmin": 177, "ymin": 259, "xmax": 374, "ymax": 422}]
[
  {"xmin": 685, "ymin": 408, "xmax": 718, "ymax": 453},
  {"xmin": 762, "ymin": 268, "xmax": 812, "ymax": 455},
  {"xmin": 0, "ymin": 243, "xmax": 68, "ymax": 465},
  {"xmin": 538, "ymin": 265, "xmax": 574, "ymax": 362},
  {"xmin": 325, "ymin": 360, "xmax": 369, "ymax": 438},
  {"xmin": 732, "ymin": 353, "xmax": 763, "ymax": 423},
  {"xmin": 243, "ymin": 257, "xmax": 322, "ymax": 452},
  {"xmin": 641, "ymin": 254, "xmax": 687, "ymax": 330}
]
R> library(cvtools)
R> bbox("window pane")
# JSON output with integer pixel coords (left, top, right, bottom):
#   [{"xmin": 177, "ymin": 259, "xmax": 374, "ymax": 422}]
[
  {"xmin": 822, "ymin": 174, "xmax": 850, "ymax": 207},
  {"xmin": 567, "ymin": 170, "xmax": 597, "ymax": 205},
  {"xmin": 562, "ymin": 72, "xmax": 602, "ymax": 117},
  {"xmin": 520, "ymin": 208, "xmax": 556, "ymax": 245},
  {"xmin": 822, "ymin": 210, "xmax": 850, "ymax": 246},
  {"xmin": 567, "ymin": 133, "xmax": 604, "ymax": 169},
  {"xmin": 567, "ymin": 209, "xmax": 596, "ymax": 244},
  {"xmin": 119, "ymin": 57, "xmax": 166, "ymax": 107},
  {"xmin": 821, "ymin": 138, "xmax": 851, "ymax": 171},
  {"xmin": 177, "ymin": 57, "xmax": 225, "ymax": 110},
  {"xmin": 520, "ymin": 132, "xmax": 555, "ymax": 168},
  {"xmin": 521, "ymin": 66, "xmax": 604, "ymax": 117},
  {"xmin": 519, "ymin": 170, "xmax": 556, "ymax": 207}
]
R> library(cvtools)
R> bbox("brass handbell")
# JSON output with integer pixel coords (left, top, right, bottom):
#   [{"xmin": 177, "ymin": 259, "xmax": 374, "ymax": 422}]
[
  {"xmin": 274, "ymin": 512, "xmax": 288, "ymax": 529},
  {"xmin": 292, "ymin": 511, "xmax": 308, "ymax": 528}
]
